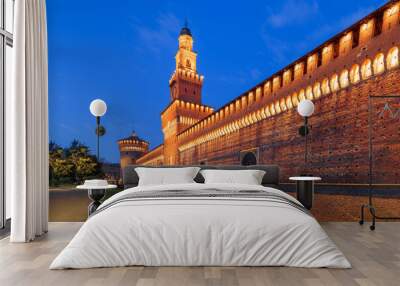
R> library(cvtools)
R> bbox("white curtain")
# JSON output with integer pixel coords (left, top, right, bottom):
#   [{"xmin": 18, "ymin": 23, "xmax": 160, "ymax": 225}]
[{"xmin": 8, "ymin": 0, "xmax": 49, "ymax": 242}]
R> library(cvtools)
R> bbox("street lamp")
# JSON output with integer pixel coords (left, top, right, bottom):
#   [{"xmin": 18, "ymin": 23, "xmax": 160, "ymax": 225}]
[
  {"xmin": 89, "ymin": 99, "xmax": 107, "ymax": 161},
  {"xmin": 297, "ymin": 99, "xmax": 315, "ymax": 174}
]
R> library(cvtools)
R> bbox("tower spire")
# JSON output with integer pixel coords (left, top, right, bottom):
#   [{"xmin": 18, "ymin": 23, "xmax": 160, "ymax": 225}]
[{"xmin": 179, "ymin": 19, "xmax": 192, "ymax": 37}]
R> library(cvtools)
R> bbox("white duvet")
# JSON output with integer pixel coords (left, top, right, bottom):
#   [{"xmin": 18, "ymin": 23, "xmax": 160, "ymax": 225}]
[{"xmin": 50, "ymin": 183, "xmax": 351, "ymax": 269}]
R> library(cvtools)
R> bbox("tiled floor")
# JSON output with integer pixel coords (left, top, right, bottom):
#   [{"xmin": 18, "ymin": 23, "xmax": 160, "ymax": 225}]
[{"xmin": 1, "ymin": 222, "xmax": 399, "ymax": 286}]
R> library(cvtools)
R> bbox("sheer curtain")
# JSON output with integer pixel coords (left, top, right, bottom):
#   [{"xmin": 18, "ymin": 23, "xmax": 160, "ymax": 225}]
[{"xmin": 8, "ymin": 0, "xmax": 48, "ymax": 242}]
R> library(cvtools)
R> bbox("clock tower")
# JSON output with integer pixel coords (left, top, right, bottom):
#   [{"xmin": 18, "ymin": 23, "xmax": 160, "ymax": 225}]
[
  {"xmin": 169, "ymin": 23, "xmax": 203, "ymax": 104},
  {"xmin": 161, "ymin": 23, "xmax": 213, "ymax": 164}
]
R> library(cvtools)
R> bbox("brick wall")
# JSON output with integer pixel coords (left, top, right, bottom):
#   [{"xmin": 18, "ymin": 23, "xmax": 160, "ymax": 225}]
[{"xmin": 179, "ymin": 69, "xmax": 400, "ymax": 184}]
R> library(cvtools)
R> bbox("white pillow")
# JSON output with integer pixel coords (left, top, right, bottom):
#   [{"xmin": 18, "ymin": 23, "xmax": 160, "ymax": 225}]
[
  {"xmin": 135, "ymin": 167, "xmax": 200, "ymax": 186},
  {"xmin": 200, "ymin": 169, "xmax": 266, "ymax": 185}
]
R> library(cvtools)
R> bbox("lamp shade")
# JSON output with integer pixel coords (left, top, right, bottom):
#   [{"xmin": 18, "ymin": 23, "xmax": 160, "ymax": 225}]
[
  {"xmin": 89, "ymin": 99, "xmax": 107, "ymax": 117},
  {"xmin": 297, "ymin": 99, "xmax": 315, "ymax": 117}
]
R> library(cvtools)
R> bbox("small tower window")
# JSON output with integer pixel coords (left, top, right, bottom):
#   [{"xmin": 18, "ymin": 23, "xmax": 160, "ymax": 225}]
[{"xmin": 186, "ymin": 59, "xmax": 191, "ymax": 68}]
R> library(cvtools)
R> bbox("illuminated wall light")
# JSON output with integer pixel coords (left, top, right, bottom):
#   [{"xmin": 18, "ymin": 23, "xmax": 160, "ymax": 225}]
[
  {"xmin": 322, "ymin": 45, "xmax": 332, "ymax": 54},
  {"xmin": 373, "ymin": 53, "xmax": 385, "ymax": 75},
  {"xmin": 307, "ymin": 54, "xmax": 317, "ymax": 72},
  {"xmin": 242, "ymin": 96, "xmax": 248, "ymax": 109},
  {"xmin": 275, "ymin": 101, "xmax": 281, "ymax": 114},
  {"xmin": 350, "ymin": 64, "xmax": 361, "ymax": 84},
  {"xmin": 382, "ymin": 4, "xmax": 399, "ymax": 32},
  {"xmin": 361, "ymin": 59, "xmax": 372, "ymax": 79},
  {"xmin": 280, "ymin": 98, "xmax": 287, "ymax": 111},
  {"xmin": 246, "ymin": 114, "xmax": 253, "ymax": 126},
  {"xmin": 340, "ymin": 69, "xmax": 349, "ymax": 88},
  {"xmin": 229, "ymin": 104, "xmax": 234, "ymax": 114},
  {"xmin": 236, "ymin": 100, "xmax": 241, "ymax": 110},
  {"xmin": 252, "ymin": 112, "xmax": 258, "ymax": 123},
  {"xmin": 387, "ymin": 46, "xmax": 399, "ymax": 69},
  {"xmin": 265, "ymin": 106, "xmax": 271, "ymax": 117},
  {"xmin": 313, "ymin": 82, "xmax": 321, "ymax": 99},
  {"xmin": 291, "ymin": 92, "xmax": 299, "ymax": 107},
  {"xmin": 322, "ymin": 45, "xmax": 334, "ymax": 65},
  {"xmin": 264, "ymin": 81, "xmax": 271, "ymax": 96},
  {"xmin": 269, "ymin": 103, "xmax": 275, "ymax": 116},
  {"xmin": 298, "ymin": 89, "xmax": 306, "ymax": 101},
  {"xmin": 247, "ymin": 114, "xmax": 253, "ymax": 125},
  {"xmin": 294, "ymin": 62, "xmax": 304, "ymax": 80},
  {"xmin": 260, "ymin": 108, "xmax": 267, "ymax": 119},
  {"xmin": 242, "ymin": 117, "xmax": 248, "ymax": 126},
  {"xmin": 246, "ymin": 115, "xmax": 251, "ymax": 125},
  {"xmin": 330, "ymin": 74, "xmax": 339, "ymax": 92},
  {"xmin": 256, "ymin": 87, "xmax": 262, "ymax": 101},
  {"xmin": 283, "ymin": 70, "xmax": 292, "ymax": 85},
  {"xmin": 256, "ymin": 110, "xmax": 262, "ymax": 120},
  {"xmin": 248, "ymin": 92, "xmax": 254, "ymax": 105},
  {"xmin": 252, "ymin": 113, "xmax": 257, "ymax": 123},
  {"xmin": 387, "ymin": 4, "xmax": 399, "ymax": 16},
  {"xmin": 322, "ymin": 78, "xmax": 330, "ymax": 95},
  {"xmin": 286, "ymin": 96, "xmax": 293, "ymax": 109},
  {"xmin": 273, "ymin": 76, "xmax": 281, "ymax": 92},
  {"xmin": 339, "ymin": 32, "xmax": 353, "ymax": 55},
  {"xmin": 306, "ymin": 86, "xmax": 314, "ymax": 100}
]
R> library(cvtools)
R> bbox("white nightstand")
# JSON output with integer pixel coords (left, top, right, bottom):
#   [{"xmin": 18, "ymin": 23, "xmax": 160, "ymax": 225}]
[{"xmin": 77, "ymin": 180, "xmax": 117, "ymax": 216}]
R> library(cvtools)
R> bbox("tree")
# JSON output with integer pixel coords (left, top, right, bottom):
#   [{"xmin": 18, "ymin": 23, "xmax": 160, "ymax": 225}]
[
  {"xmin": 49, "ymin": 140, "xmax": 102, "ymax": 186},
  {"xmin": 74, "ymin": 157, "xmax": 98, "ymax": 182},
  {"xmin": 49, "ymin": 141, "xmax": 73, "ymax": 186},
  {"xmin": 66, "ymin": 140, "xmax": 102, "ymax": 183}
]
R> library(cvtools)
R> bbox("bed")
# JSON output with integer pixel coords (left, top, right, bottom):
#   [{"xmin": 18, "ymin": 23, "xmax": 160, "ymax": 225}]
[{"xmin": 50, "ymin": 165, "xmax": 350, "ymax": 269}]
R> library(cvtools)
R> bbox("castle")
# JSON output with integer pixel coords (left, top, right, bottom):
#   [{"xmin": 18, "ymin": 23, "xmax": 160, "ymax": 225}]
[{"xmin": 119, "ymin": 1, "xmax": 400, "ymax": 185}]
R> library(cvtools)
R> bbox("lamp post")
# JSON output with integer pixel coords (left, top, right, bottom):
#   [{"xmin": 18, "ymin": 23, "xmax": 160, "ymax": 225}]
[
  {"xmin": 297, "ymin": 99, "xmax": 315, "ymax": 175},
  {"xmin": 89, "ymin": 99, "xmax": 107, "ymax": 161}
]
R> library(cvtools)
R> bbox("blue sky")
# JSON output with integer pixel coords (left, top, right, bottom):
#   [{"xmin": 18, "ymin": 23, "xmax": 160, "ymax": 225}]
[{"xmin": 47, "ymin": 0, "xmax": 384, "ymax": 163}]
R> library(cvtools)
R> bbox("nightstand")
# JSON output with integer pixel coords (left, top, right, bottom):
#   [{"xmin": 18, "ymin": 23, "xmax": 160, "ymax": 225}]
[
  {"xmin": 77, "ymin": 180, "xmax": 117, "ymax": 216},
  {"xmin": 289, "ymin": 177, "xmax": 321, "ymax": 210}
]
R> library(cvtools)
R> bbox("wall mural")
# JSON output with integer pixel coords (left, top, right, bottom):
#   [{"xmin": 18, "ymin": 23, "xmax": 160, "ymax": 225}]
[{"xmin": 48, "ymin": 1, "xmax": 400, "ymax": 222}]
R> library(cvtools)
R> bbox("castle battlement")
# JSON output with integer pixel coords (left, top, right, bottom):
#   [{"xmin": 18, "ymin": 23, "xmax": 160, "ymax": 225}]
[
  {"xmin": 169, "ymin": 68, "xmax": 204, "ymax": 85},
  {"xmin": 117, "ymin": 131, "xmax": 149, "ymax": 170}
]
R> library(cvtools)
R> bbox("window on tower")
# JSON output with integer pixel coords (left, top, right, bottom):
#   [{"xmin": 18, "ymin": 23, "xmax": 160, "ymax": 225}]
[{"xmin": 186, "ymin": 59, "xmax": 191, "ymax": 69}]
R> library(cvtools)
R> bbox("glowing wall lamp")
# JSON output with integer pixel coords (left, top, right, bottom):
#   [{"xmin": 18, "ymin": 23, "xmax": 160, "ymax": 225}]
[
  {"xmin": 297, "ymin": 99, "xmax": 315, "ymax": 174},
  {"xmin": 90, "ymin": 99, "xmax": 107, "ymax": 161}
]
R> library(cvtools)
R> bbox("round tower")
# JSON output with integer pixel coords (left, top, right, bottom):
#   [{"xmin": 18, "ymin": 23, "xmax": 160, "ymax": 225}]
[{"xmin": 117, "ymin": 131, "xmax": 149, "ymax": 171}]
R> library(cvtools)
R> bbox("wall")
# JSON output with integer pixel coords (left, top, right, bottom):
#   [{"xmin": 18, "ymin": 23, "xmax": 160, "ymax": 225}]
[{"xmin": 180, "ymin": 68, "xmax": 400, "ymax": 184}]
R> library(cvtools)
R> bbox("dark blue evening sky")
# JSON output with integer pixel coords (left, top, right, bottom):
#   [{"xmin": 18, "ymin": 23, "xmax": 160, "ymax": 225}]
[{"xmin": 47, "ymin": 0, "xmax": 384, "ymax": 163}]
